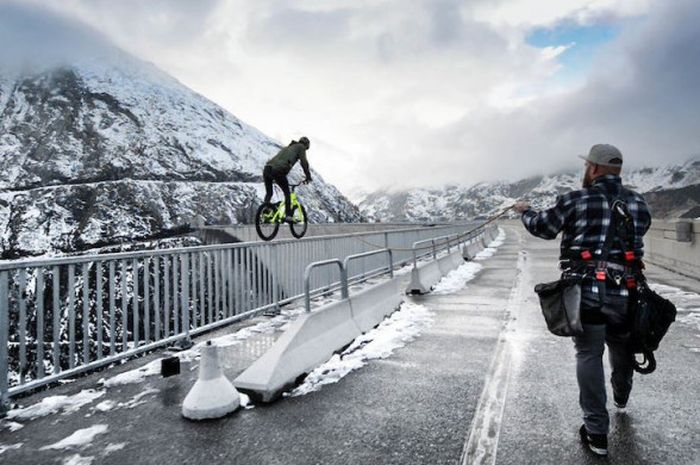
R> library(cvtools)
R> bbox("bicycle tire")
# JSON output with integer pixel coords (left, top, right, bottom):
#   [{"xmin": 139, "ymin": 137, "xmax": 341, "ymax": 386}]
[
  {"xmin": 255, "ymin": 203, "xmax": 280, "ymax": 241},
  {"xmin": 289, "ymin": 204, "xmax": 308, "ymax": 239}
]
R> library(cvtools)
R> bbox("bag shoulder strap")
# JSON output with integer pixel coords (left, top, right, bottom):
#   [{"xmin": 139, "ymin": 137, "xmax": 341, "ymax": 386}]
[{"xmin": 594, "ymin": 185, "xmax": 635, "ymax": 262}]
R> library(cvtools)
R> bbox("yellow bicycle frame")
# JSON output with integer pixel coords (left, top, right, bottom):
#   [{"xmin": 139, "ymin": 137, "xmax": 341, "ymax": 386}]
[{"xmin": 266, "ymin": 191, "xmax": 305, "ymax": 224}]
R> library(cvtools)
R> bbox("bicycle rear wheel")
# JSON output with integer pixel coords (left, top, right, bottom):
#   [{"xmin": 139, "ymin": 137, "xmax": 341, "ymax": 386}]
[
  {"xmin": 256, "ymin": 203, "xmax": 280, "ymax": 241},
  {"xmin": 289, "ymin": 204, "xmax": 308, "ymax": 239}
]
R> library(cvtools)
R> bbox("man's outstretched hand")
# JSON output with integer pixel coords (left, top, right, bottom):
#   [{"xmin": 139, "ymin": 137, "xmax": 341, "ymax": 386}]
[{"xmin": 513, "ymin": 201, "xmax": 531, "ymax": 214}]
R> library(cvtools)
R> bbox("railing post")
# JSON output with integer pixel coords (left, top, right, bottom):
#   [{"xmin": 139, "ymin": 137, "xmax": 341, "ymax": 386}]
[
  {"xmin": 178, "ymin": 253, "xmax": 193, "ymax": 350},
  {"xmin": 272, "ymin": 245, "xmax": 280, "ymax": 309},
  {"xmin": 431, "ymin": 239, "xmax": 437, "ymax": 259},
  {"xmin": 340, "ymin": 266, "xmax": 349, "ymax": 300},
  {"xmin": 0, "ymin": 271, "xmax": 8, "ymax": 414},
  {"xmin": 388, "ymin": 249, "xmax": 394, "ymax": 278},
  {"xmin": 304, "ymin": 259, "xmax": 346, "ymax": 313}
]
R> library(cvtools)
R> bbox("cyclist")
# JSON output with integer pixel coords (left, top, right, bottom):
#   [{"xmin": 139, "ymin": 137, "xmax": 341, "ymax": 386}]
[{"xmin": 263, "ymin": 136, "xmax": 312, "ymax": 223}]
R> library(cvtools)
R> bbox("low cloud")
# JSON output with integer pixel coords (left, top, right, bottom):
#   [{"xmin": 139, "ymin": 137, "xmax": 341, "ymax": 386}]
[
  {"xmin": 409, "ymin": 0, "xmax": 700, "ymax": 188},
  {"xmin": 5, "ymin": 0, "xmax": 698, "ymax": 194}
]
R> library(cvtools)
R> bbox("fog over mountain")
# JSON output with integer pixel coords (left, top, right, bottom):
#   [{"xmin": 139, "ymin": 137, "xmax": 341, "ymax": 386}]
[
  {"xmin": 0, "ymin": 5, "xmax": 361, "ymax": 258},
  {"xmin": 359, "ymin": 160, "xmax": 700, "ymax": 223}
]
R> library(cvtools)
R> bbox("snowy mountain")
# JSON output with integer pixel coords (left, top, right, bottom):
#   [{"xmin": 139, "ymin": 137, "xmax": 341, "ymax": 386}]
[
  {"xmin": 359, "ymin": 160, "xmax": 700, "ymax": 222},
  {"xmin": 0, "ymin": 10, "xmax": 362, "ymax": 259}
]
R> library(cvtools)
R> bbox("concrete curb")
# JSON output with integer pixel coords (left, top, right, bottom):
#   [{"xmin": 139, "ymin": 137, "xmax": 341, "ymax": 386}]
[
  {"xmin": 407, "ymin": 259, "xmax": 443, "ymax": 294},
  {"xmin": 351, "ymin": 278, "xmax": 402, "ymax": 333},
  {"xmin": 437, "ymin": 252, "xmax": 458, "ymax": 275},
  {"xmin": 407, "ymin": 249, "xmax": 464, "ymax": 294},
  {"xmin": 233, "ymin": 298, "xmax": 361, "ymax": 402},
  {"xmin": 234, "ymin": 276, "xmax": 404, "ymax": 402},
  {"xmin": 463, "ymin": 239, "xmax": 484, "ymax": 261}
]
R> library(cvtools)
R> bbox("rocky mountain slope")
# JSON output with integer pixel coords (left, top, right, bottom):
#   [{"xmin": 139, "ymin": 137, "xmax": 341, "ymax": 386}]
[
  {"xmin": 0, "ymin": 18, "xmax": 361, "ymax": 258},
  {"xmin": 359, "ymin": 160, "xmax": 700, "ymax": 222}
]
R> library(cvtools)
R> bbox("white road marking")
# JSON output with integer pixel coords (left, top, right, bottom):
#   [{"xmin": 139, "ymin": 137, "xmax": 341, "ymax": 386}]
[{"xmin": 461, "ymin": 232, "xmax": 528, "ymax": 465}]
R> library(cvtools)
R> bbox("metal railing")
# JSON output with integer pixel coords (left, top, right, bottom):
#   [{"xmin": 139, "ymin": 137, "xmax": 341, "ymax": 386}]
[
  {"xmin": 411, "ymin": 229, "xmax": 482, "ymax": 267},
  {"xmin": 303, "ymin": 259, "xmax": 348, "ymax": 313},
  {"xmin": 0, "ymin": 222, "xmax": 479, "ymax": 406},
  {"xmin": 344, "ymin": 249, "xmax": 394, "ymax": 279}
]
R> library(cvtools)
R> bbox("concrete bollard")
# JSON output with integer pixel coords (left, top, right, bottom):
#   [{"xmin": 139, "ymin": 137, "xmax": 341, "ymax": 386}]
[
  {"xmin": 407, "ymin": 260, "xmax": 442, "ymax": 294},
  {"xmin": 463, "ymin": 240, "xmax": 482, "ymax": 261},
  {"xmin": 182, "ymin": 341, "xmax": 241, "ymax": 420}
]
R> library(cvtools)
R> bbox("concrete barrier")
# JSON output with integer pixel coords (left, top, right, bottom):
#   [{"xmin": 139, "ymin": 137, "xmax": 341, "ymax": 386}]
[
  {"xmin": 451, "ymin": 249, "xmax": 465, "ymax": 267},
  {"xmin": 645, "ymin": 219, "xmax": 700, "ymax": 278},
  {"xmin": 488, "ymin": 227, "xmax": 497, "ymax": 242},
  {"xmin": 480, "ymin": 235, "xmax": 489, "ymax": 248},
  {"xmin": 463, "ymin": 239, "xmax": 483, "ymax": 261},
  {"xmin": 233, "ymin": 298, "xmax": 361, "ymax": 402},
  {"xmin": 462, "ymin": 245, "xmax": 473, "ymax": 261},
  {"xmin": 408, "ymin": 250, "xmax": 464, "ymax": 294},
  {"xmin": 350, "ymin": 278, "xmax": 402, "ymax": 333},
  {"xmin": 437, "ymin": 252, "xmax": 457, "ymax": 275},
  {"xmin": 407, "ymin": 259, "xmax": 442, "ymax": 294},
  {"xmin": 233, "ymin": 227, "xmax": 499, "ymax": 402}
]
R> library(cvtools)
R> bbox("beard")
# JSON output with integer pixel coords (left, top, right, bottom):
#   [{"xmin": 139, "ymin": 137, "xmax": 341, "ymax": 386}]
[{"xmin": 582, "ymin": 169, "xmax": 593, "ymax": 188}]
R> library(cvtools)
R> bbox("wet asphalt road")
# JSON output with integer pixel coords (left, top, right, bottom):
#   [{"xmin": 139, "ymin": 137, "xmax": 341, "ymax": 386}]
[{"xmin": 1, "ymin": 225, "xmax": 698, "ymax": 465}]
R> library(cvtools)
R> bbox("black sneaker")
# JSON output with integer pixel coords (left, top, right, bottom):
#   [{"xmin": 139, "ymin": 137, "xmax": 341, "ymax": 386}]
[
  {"xmin": 579, "ymin": 425, "xmax": 608, "ymax": 456},
  {"xmin": 613, "ymin": 394, "xmax": 628, "ymax": 409}
]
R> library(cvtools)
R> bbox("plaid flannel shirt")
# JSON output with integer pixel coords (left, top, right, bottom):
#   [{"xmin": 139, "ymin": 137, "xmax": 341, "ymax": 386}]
[{"xmin": 521, "ymin": 174, "xmax": 652, "ymax": 296}]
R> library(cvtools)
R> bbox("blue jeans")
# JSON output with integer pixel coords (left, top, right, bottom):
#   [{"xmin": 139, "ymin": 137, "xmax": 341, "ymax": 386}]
[{"xmin": 572, "ymin": 290, "xmax": 634, "ymax": 434}]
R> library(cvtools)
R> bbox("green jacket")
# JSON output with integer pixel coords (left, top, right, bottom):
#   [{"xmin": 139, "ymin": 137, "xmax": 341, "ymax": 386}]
[{"xmin": 266, "ymin": 143, "xmax": 311, "ymax": 179}]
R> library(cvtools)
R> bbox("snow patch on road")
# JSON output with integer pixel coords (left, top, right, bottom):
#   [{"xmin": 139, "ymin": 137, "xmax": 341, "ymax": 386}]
[
  {"xmin": 116, "ymin": 388, "xmax": 158, "ymax": 409},
  {"xmin": 2, "ymin": 421, "xmax": 24, "ymax": 432},
  {"xmin": 288, "ymin": 302, "xmax": 434, "ymax": 397},
  {"xmin": 62, "ymin": 454, "xmax": 94, "ymax": 465},
  {"xmin": 0, "ymin": 443, "xmax": 23, "ymax": 454},
  {"xmin": 431, "ymin": 228, "xmax": 504, "ymax": 295},
  {"xmin": 93, "ymin": 400, "xmax": 116, "ymax": 413},
  {"xmin": 41, "ymin": 424, "xmax": 108, "ymax": 450},
  {"xmin": 100, "ymin": 360, "xmax": 161, "ymax": 388},
  {"xmin": 103, "ymin": 443, "xmax": 126, "ymax": 454},
  {"xmin": 432, "ymin": 262, "xmax": 483, "ymax": 295},
  {"xmin": 474, "ymin": 228, "xmax": 506, "ymax": 260},
  {"xmin": 239, "ymin": 392, "xmax": 253, "ymax": 409},
  {"xmin": 6, "ymin": 389, "xmax": 105, "ymax": 421}
]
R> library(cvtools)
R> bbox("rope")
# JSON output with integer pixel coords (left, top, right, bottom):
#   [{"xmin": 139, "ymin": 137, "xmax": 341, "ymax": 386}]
[{"xmin": 353, "ymin": 204, "xmax": 515, "ymax": 252}]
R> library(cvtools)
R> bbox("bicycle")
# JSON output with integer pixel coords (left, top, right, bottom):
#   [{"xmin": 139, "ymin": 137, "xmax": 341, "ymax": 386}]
[{"xmin": 255, "ymin": 183, "xmax": 308, "ymax": 241}]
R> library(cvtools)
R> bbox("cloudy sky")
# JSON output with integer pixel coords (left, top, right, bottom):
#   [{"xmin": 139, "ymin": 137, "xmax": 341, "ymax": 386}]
[{"xmin": 12, "ymin": 0, "xmax": 700, "ymax": 196}]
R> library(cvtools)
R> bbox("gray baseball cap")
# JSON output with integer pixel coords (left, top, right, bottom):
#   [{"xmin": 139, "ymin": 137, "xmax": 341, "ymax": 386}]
[{"xmin": 579, "ymin": 144, "xmax": 623, "ymax": 167}]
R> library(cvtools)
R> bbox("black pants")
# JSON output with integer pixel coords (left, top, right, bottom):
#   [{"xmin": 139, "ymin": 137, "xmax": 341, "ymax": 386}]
[
  {"xmin": 574, "ymin": 287, "xmax": 634, "ymax": 434},
  {"xmin": 263, "ymin": 165, "xmax": 291, "ymax": 216}
]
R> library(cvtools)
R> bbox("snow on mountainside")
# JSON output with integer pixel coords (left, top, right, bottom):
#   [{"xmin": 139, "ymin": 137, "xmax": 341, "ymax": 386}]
[
  {"xmin": 359, "ymin": 160, "xmax": 700, "ymax": 222},
  {"xmin": 0, "ymin": 13, "xmax": 361, "ymax": 258}
]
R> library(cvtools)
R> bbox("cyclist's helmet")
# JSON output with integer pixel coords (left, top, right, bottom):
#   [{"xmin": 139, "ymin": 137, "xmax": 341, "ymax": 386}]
[{"xmin": 299, "ymin": 136, "xmax": 310, "ymax": 149}]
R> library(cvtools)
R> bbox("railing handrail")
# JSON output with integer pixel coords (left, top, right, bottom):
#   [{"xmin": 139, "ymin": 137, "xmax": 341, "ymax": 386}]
[
  {"xmin": 411, "ymin": 230, "xmax": 471, "ymax": 267},
  {"xmin": 0, "ymin": 223, "xmax": 475, "ymax": 271},
  {"xmin": 303, "ymin": 259, "xmax": 348, "ymax": 313},
  {"xmin": 343, "ymin": 248, "xmax": 394, "ymax": 278},
  {"xmin": 1, "ymin": 221, "xmax": 482, "ymax": 406}
]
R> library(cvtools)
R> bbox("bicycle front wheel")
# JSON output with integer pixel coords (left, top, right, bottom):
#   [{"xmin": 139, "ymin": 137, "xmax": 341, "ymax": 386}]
[
  {"xmin": 256, "ymin": 203, "xmax": 280, "ymax": 241},
  {"xmin": 289, "ymin": 204, "xmax": 308, "ymax": 239}
]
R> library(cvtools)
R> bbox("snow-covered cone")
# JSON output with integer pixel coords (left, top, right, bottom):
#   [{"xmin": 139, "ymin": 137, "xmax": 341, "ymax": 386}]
[{"xmin": 182, "ymin": 341, "xmax": 240, "ymax": 420}]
